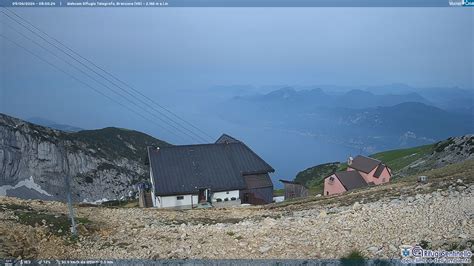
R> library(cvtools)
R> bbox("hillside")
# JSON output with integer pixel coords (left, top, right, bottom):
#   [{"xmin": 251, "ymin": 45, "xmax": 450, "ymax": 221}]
[
  {"xmin": 370, "ymin": 144, "xmax": 434, "ymax": 172},
  {"xmin": 293, "ymin": 135, "xmax": 474, "ymax": 194},
  {"xmin": 1, "ymin": 159, "xmax": 472, "ymax": 260},
  {"xmin": 0, "ymin": 113, "xmax": 170, "ymax": 202},
  {"xmin": 293, "ymin": 162, "xmax": 344, "ymax": 194}
]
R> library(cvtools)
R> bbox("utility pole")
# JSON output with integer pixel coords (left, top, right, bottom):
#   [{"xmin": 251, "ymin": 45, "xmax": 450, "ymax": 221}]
[
  {"xmin": 64, "ymin": 173, "xmax": 77, "ymax": 236},
  {"xmin": 61, "ymin": 146, "xmax": 77, "ymax": 237}
]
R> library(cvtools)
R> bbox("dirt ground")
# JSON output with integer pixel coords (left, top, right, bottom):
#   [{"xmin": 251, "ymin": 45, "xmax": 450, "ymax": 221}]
[{"xmin": 1, "ymin": 160, "xmax": 473, "ymax": 260}]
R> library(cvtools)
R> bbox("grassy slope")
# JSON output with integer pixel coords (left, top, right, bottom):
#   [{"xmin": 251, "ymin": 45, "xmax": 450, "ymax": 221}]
[
  {"xmin": 291, "ymin": 162, "xmax": 346, "ymax": 195},
  {"xmin": 370, "ymin": 144, "xmax": 434, "ymax": 173}
]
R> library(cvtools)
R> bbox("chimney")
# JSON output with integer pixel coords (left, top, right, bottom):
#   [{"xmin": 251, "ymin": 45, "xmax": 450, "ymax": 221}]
[{"xmin": 348, "ymin": 156, "xmax": 353, "ymax": 166}]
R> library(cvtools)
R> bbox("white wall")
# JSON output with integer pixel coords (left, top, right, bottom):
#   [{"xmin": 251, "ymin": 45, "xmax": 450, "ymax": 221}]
[
  {"xmin": 156, "ymin": 194, "xmax": 198, "ymax": 209},
  {"xmin": 152, "ymin": 189, "xmax": 241, "ymax": 208},
  {"xmin": 149, "ymin": 166, "xmax": 156, "ymax": 207},
  {"xmin": 211, "ymin": 190, "xmax": 240, "ymax": 203}
]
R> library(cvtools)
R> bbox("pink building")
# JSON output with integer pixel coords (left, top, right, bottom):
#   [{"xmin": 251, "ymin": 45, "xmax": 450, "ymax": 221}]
[
  {"xmin": 324, "ymin": 171, "xmax": 368, "ymax": 196},
  {"xmin": 347, "ymin": 155, "xmax": 392, "ymax": 185},
  {"xmin": 324, "ymin": 155, "xmax": 392, "ymax": 196}
]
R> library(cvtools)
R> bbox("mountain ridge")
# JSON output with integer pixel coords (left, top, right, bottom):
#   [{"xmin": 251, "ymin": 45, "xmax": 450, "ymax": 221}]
[
  {"xmin": 26, "ymin": 117, "xmax": 84, "ymax": 132},
  {"xmin": 0, "ymin": 113, "xmax": 170, "ymax": 202}
]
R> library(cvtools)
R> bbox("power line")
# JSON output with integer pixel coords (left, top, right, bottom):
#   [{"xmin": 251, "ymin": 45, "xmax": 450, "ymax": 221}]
[
  {"xmin": 0, "ymin": 33, "xmax": 188, "ymax": 142},
  {"xmin": 0, "ymin": 18, "xmax": 206, "ymax": 143},
  {"xmin": 0, "ymin": 9, "xmax": 209, "ymax": 143},
  {"xmin": 1, "ymin": 8, "xmax": 214, "ymax": 143}
]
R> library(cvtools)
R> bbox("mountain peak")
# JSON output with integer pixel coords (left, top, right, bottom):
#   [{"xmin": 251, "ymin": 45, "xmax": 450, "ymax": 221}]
[{"xmin": 265, "ymin": 87, "xmax": 298, "ymax": 99}]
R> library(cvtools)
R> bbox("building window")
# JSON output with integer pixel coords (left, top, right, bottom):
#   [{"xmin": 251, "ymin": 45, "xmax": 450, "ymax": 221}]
[
  {"xmin": 177, "ymin": 196, "xmax": 184, "ymax": 200},
  {"xmin": 326, "ymin": 191, "xmax": 329, "ymax": 195},
  {"xmin": 226, "ymin": 191, "xmax": 230, "ymax": 194}
]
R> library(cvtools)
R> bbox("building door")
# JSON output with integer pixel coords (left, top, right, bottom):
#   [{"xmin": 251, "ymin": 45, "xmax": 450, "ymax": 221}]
[
  {"xmin": 198, "ymin": 188, "xmax": 210, "ymax": 203},
  {"xmin": 243, "ymin": 193, "xmax": 250, "ymax": 203}
]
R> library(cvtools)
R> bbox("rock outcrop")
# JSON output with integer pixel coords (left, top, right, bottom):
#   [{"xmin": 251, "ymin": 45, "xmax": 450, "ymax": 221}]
[
  {"xmin": 0, "ymin": 113, "xmax": 169, "ymax": 202},
  {"xmin": 398, "ymin": 135, "xmax": 474, "ymax": 176}
]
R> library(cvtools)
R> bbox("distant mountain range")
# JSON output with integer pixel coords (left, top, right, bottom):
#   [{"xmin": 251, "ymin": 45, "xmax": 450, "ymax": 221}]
[
  {"xmin": 217, "ymin": 86, "xmax": 473, "ymax": 153},
  {"xmin": 234, "ymin": 87, "xmax": 431, "ymax": 109},
  {"xmin": 27, "ymin": 117, "xmax": 84, "ymax": 132},
  {"xmin": 210, "ymin": 83, "xmax": 473, "ymax": 114},
  {"xmin": 364, "ymin": 84, "xmax": 474, "ymax": 114}
]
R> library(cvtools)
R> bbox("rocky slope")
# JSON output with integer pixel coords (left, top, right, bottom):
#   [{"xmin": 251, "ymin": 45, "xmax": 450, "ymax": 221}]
[
  {"xmin": 397, "ymin": 135, "xmax": 474, "ymax": 176},
  {"xmin": 0, "ymin": 113, "xmax": 169, "ymax": 202},
  {"xmin": 0, "ymin": 159, "xmax": 472, "ymax": 260}
]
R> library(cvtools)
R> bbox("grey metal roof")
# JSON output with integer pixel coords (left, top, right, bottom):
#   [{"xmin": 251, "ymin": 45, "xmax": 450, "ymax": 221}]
[
  {"xmin": 349, "ymin": 155, "xmax": 381, "ymax": 173},
  {"xmin": 334, "ymin": 171, "xmax": 368, "ymax": 191},
  {"xmin": 215, "ymin": 134, "xmax": 241, "ymax": 144},
  {"xmin": 148, "ymin": 142, "xmax": 274, "ymax": 196},
  {"xmin": 373, "ymin": 163, "xmax": 385, "ymax": 178}
]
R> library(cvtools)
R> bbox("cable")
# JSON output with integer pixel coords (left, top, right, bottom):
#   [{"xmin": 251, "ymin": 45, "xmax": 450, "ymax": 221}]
[
  {"xmin": 0, "ymin": 10, "xmax": 211, "ymax": 143},
  {"xmin": 0, "ymin": 8, "xmax": 212, "ymax": 142},
  {"xmin": 0, "ymin": 9, "xmax": 210, "ymax": 143},
  {"xmin": 1, "ymin": 20, "xmax": 204, "ymax": 143},
  {"xmin": 0, "ymin": 33, "xmax": 189, "ymax": 143}
]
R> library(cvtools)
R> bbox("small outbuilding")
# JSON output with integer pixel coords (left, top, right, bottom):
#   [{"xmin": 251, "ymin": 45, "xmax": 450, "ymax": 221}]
[{"xmin": 279, "ymin": 179, "xmax": 309, "ymax": 200}]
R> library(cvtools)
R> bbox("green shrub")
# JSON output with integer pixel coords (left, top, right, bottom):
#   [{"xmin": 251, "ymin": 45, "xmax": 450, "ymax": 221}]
[{"xmin": 340, "ymin": 250, "xmax": 366, "ymax": 265}]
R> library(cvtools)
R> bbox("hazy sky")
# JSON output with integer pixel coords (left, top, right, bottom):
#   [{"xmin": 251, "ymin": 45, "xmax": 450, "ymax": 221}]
[{"xmin": 1, "ymin": 7, "xmax": 473, "ymax": 143}]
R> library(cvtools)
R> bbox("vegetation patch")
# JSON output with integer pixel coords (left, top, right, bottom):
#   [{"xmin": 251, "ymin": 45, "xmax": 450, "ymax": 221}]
[
  {"xmin": 340, "ymin": 250, "xmax": 366, "ymax": 265},
  {"xmin": 292, "ymin": 162, "xmax": 342, "ymax": 195},
  {"xmin": 14, "ymin": 209, "xmax": 92, "ymax": 237},
  {"xmin": 0, "ymin": 203, "xmax": 33, "ymax": 211},
  {"xmin": 166, "ymin": 217, "xmax": 243, "ymax": 226},
  {"xmin": 370, "ymin": 144, "xmax": 434, "ymax": 172},
  {"xmin": 434, "ymin": 138, "xmax": 455, "ymax": 153},
  {"xmin": 97, "ymin": 162, "xmax": 117, "ymax": 172},
  {"xmin": 84, "ymin": 176, "xmax": 94, "ymax": 184},
  {"xmin": 273, "ymin": 189, "xmax": 284, "ymax": 197},
  {"xmin": 101, "ymin": 199, "xmax": 138, "ymax": 208},
  {"xmin": 70, "ymin": 127, "xmax": 171, "ymax": 162}
]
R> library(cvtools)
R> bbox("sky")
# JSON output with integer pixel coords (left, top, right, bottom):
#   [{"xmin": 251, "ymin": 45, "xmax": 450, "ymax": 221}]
[{"xmin": 1, "ymin": 7, "xmax": 473, "ymax": 143}]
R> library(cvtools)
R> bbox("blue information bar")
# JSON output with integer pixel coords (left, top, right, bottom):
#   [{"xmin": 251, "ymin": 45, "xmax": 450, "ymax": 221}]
[{"xmin": 2, "ymin": 0, "xmax": 473, "ymax": 8}]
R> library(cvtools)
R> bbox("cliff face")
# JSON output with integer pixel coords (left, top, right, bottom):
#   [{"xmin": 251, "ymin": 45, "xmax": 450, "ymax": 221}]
[{"xmin": 0, "ymin": 113, "xmax": 169, "ymax": 202}]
